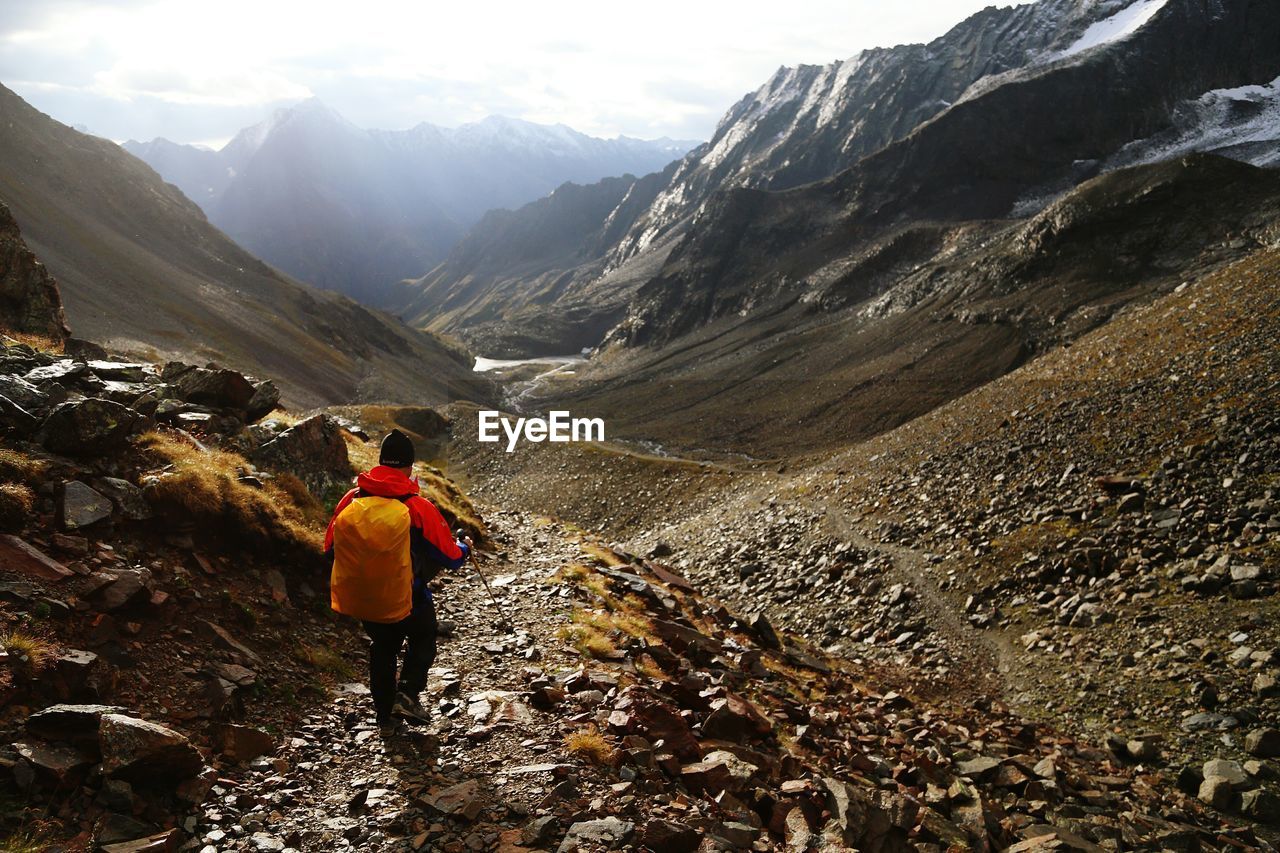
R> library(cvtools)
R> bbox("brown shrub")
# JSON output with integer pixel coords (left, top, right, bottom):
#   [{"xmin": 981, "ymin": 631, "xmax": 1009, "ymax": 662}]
[
  {"xmin": 0, "ymin": 483, "xmax": 34, "ymax": 533},
  {"xmin": 140, "ymin": 431, "xmax": 324, "ymax": 559}
]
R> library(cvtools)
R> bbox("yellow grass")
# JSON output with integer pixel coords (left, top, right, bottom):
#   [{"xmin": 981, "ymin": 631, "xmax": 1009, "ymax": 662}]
[
  {"xmin": 564, "ymin": 726, "xmax": 612, "ymax": 764},
  {"xmin": 0, "ymin": 449, "xmax": 46, "ymax": 484},
  {"xmin": 1, "ymin": 330, "xmax": 64, "ymax": 354},
  {"xmin": 293, "ymin": 643, "xmax": 357, "ymax": 679},
  {"xmin": 0, "ymin": 483, "xmax": 34, "ymax": 534},
  {"xmin": 1, "ymin": 630, "xmax": 56, "ymax": 676},
  {"xmin": 140, "ymin": 430, "xmax": 324, "ymax": 555}
]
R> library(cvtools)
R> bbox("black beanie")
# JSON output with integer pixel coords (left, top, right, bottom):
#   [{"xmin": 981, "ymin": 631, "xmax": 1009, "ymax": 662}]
[{"xmin": 379, "ymin": 429, "xmax": 415, "ymax": 468}]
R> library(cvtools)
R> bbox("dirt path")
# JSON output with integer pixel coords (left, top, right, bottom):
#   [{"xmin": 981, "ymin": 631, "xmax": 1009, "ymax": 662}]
[
  {"xmin": 802, "ymin": 498, "xmax": 1022, "ymax": 699},
  {"xmin": 189, "ymin": 508, "xmax": 620, "ymax": 852}
]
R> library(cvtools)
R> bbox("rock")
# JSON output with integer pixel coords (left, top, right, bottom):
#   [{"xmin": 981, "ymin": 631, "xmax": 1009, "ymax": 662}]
[
  {"xmin": 1241, "ymin": 788, "xmax": 1280, "ymax": 820},
  {"xmin": 421, "ymin": 779, "xmax": 485, "ymax": 821},
  {"xmin": 0, "ymin": 373, "xmax": 48, "ymax": 410},
  {"xmin": 0, "ymin": 534, "xmax": 75, "ymax": 580},
  {"xmin": 681, "ymin": 750, "xmax": 757, "ymax": 795},
  {"xmin": 99, "ymin": 829, "xmax": 182, "ymax": 852},
  {"xmin": 248, "ymin": 833, "xmax": 285, "ymax": 852},
  {"xmin": 609, "ymin": 687, "xmax": 701, "ymax": 760},
  {"xmin": 99, "ymin": 713, "xmax": 204, "ymax": 783},
  {"xmin": 246, "ymin": 380, "xmax": 281, "ymax": 422},
  {"xmin": 1245, "ymin": 727, "xmax": 1280, "ymax": 758},
  {"xmin": 93, "ymin": 477, "xmax": 153, "ymax": 521},
  {"xmin": 0, "ymin": 392, "xmax": 39, "ymax": 434},
  {"xmin": 164, "ymin": 363, "xmax": 256, "ymax": 411},
  {"xmin": 1117, "ymin": 492, "xmax": 1145, "ymax": 513},
  {"xmin": 213, "ymin": 723, "xmax": 275, "ymax": 763},
  {"xmin": 92, "ymin": 569, "xmax": 152, "ymax": 612},
  {"xmin": 747, "ymin": 611, "xmax": 782, "ymax": 650},
  {"xmin": 557, "ymin": 817, "xmax": 634, "ymax": 852},
  {"xmin": 701, "ymin": 691, "xmax": 772, "ymax": 740},
  {"xmin": 13, "ymin": 739, "xmax": 93, "ymax": 783},
  {"xmin": 249, "ymin": 414, "xmax": 351, "ymax": 496},
  {"xmin": 51, "ymin": 532, "xmax": 90, "ymax": 555},
  {"xmin": 1254, "ymin": 672, "xmax": 1280, "ymax": 698},
  {"xmin": 521, "ymin": 816, "xmax": 560, "ymax": 847},
  {"xmin": 26, "ymin": 702, "xmax": 125, "ymax": 744},
  {"xmin": 58, "ymin": 480, "xmax": 113, "ymax": 530},
  {"xmin": 99, "ymin": 813, "xmax": 158, "ymax": 844},
  {"xmin": 0, "ymin": 201, "xmax": 71, "ymax": 342},
  {"xmin": 86, "ymin": 361, "xmax": 150, "ymax": 382},
  {"xmin": 1198, "ymin": 776, "xmax": 1234, "ymax": 810},
  {"xmin": 1126, "ymin": 738, "xmax": 1162, "ymax": 763},
  {"xmin": 264, "ymin": 568, "xmax": 289, "ymax": 603},
  {"xmin": 197, "ymin": 618, "xmax": 261, "ymax": 663},
  {"xmin": 635, "ymin": 819, "xmax": 699, "ymax": 852},
  {"xmin": 38, "ymin": 397, "xmax": 143, "ymax": 456},
  {"xmin": 957, "ymin": 755, "xmax": 1003, "ymax": 780},
  {"xmin": 1202, "ymin": 758, "xmax": 1247, "ymax": 787}
]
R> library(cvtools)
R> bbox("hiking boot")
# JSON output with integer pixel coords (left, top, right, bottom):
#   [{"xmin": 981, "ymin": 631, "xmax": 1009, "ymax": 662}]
[
  {"xmin": 392, "ymin": 691, "xmax": 432, "ymax": 725},
  {"xmin": 378, "ymin": 718, "xmax": 409, "ymax": 738}
]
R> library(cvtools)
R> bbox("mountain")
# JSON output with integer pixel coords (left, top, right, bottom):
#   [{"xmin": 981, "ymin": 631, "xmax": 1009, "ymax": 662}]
[
  {"xmin": 122, "ymin": 104, "xmax": 697, "ymax": 304},
  {"xmin": 399, "ymin": 0, "xmax": 1280, "ymax": 362},
  {"xmin": 0, "ymin": 83, "xmax": 492, "ymax": 410}
]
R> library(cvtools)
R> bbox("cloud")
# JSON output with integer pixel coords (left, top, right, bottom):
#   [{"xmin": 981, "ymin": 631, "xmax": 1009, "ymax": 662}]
[{"xmin": 2, "ymin": 0, "xmax": 1004, "ymax": 143}]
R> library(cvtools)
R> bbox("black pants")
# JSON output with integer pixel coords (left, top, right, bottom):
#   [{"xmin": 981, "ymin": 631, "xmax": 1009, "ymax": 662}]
[{"xmin": 362, "ymin": 594, "xmax": 437, "ymax": 722}]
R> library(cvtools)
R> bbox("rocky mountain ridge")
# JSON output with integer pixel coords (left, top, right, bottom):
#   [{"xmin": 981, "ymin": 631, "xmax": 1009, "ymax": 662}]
[
  {"xmin": 123, "ymin": 102, "xmax": 696, "ymax": 305},
  {"xmin": 396, "ymin": 0, "xmax": 1280, "ymax": 370}
]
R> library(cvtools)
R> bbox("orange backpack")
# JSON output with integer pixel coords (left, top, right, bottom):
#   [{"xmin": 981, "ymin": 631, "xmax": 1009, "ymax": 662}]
[{"xmin": 330, "ymin": 496, "xmax": 413, "ymax": 623}]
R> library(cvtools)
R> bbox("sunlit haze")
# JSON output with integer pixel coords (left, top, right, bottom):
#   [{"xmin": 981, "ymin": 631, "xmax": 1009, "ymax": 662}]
[{"xmin": 3, "ymin": 0, "xmax": 1007, "ymax": 146}]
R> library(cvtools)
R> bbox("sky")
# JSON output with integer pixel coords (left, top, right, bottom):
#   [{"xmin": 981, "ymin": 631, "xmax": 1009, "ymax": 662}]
[{"xmin": 0, "ymin": 0, "xmax": 1007, "ymax": 148}]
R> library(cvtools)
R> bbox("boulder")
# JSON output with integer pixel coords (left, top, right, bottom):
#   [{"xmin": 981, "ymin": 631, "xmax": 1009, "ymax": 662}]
[
  {"xmin": 13, "ymin": 739, "xmax": 93, "ymax": 783},
  {"xmin": 0, "ymin": 374, "xmax": 47, "ymax": 411},
  {"xmin": 39, "ymin": 397, "xmax": 142, "ymax": 456},
  {"xmin": 99, "ymin": 713, "xmax": 204, "ymax": 783},
  {"xmin": 86, "ymin": 361, "xmax": 151, "ymax": 383},
  {"xmin": 249, "ymin": 414, "xmax": 351, "ymax": 496},
  {"xmin": 164, "ymin": 363, "xmax": 255, "ymax": 411},
  {"xmin": 635, "ymin": 819, "xmax": 699, "ymax": 853},
  {"xmin": 58, "ymin": 480, "xmax": 113, "ymax": 530},
  {"xmin": 245, "ymin": 380, "xmax": 281, "ymax": 422},
  {"xmin": 747, "ymin": 611, "xmax": 782, "ymax": 650},
  {"xmin": 26, "ymin": 702, "xmax": 125, "ymax": 745},
  {"xmin": 0, "ymin": 534, "xmax": 75, "ymax": 581},
  {"xmin": 93, "ymin": 477, "xmax": 153, "ymax": 521},
  {"xmin": 99, "ymin": 829, "xmax": 182, "ymax": 853},
  {"xmin": 609, "ymin": 686, "xmax": 701, "ymax": 760},
  {"xmin": 0, "ymin": 392, "xmax": 39, "ymax": 434}
]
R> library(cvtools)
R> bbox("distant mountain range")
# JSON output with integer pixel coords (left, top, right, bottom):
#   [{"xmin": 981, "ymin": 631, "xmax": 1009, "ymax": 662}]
[
  {"xmin": 0, "ymin": 83, "xmax": 492, "ymax": 410},
  {"xmin": 122, "ymin": 104, "xmax": 697, "ymax": 303}
]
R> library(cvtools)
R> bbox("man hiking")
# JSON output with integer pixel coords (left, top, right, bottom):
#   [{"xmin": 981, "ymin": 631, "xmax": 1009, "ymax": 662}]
[{"xmin": 325, "ymin": 429, "xmax": 471, "ymax": 735}]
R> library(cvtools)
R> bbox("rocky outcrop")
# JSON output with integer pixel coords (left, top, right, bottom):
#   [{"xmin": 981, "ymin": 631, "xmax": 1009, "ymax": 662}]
[{"xmin": 0, "ymin": 201, "xmax": 70, "ymax": 343}]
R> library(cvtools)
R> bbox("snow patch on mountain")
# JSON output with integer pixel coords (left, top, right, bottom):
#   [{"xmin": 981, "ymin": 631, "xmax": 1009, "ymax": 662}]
[
  {"xmin": 1109, "ymin": 75, "xmax": 1280, "ymax": 169},
  {"xmin": 1055, "ymin": 0, "xmax": 1168, "ymax": 59}
]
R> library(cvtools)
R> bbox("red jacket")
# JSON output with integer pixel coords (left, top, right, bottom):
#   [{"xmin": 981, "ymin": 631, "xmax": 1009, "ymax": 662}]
[{"xmin": 325, "ymin": 466, "xmax": 468, "ymax": 579}]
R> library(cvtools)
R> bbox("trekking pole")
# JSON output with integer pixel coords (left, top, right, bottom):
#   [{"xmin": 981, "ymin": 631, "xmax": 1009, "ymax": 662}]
[{"xmin": 469, "ymin": 547, "xmax": 515, "ymax": 632}]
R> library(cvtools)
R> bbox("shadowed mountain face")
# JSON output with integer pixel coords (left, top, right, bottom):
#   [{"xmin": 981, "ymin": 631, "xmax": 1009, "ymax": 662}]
[
  {"xmin": 398, "ymin": 0, "xmax": 1280, "ymax": 363},
  {"xmin": 0, "ymin": 84, "xmax": 493, "ymax": 410},
  {"xmin": 123, "ymin": 105, "xmax": 696, "ymax": 305}
]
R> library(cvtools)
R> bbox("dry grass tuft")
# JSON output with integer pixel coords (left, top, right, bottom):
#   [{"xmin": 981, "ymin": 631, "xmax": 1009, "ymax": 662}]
[
  {"xmin": 564, "ymin": 726, "xmax": 612, "ymax": 764},
  {"xmin": 579, "ymin": 542, "xmax": 628, "ymax": 567},
  {"xmin": 0, "ymin": 831, "xmax": 48, "ymax": 853},
  {"xmin": 416, "ymin": 465, "xmax": 488, "ymax": 544},
  {"xmin": 558, "ymin": 610, "xmax": 619, "ymax": 659},
  {"xmin": 0, "ymin": 449, "xmax": 46, "ymax": 484},
  {"xmin": 1, "ymin": 630, "xmax": 57, "ymax": 677},
  {"xmin": 1, "ymin": 331, "xmax": 64, "ymax": 354},
  {"xmin": 293, "ymin": 643, "xmax": 356, "ymax": 680},
  {"xmin": 0, "ymin": 483, "xmax": 34, "ymax": 533},
  {"xmin": 140, "ymin": 431, "xmax": 324, "ymax": 557}
]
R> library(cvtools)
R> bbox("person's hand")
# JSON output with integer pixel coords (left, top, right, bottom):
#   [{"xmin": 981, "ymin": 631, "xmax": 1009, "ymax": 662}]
[{"xmin": 463, "ymin": 535, "xmax": 475, "ymax": 550}]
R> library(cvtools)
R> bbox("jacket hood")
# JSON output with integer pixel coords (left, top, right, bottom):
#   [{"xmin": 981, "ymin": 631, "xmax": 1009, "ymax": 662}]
[{"xmin": 356, "ymin": 465, "xmax": 419, "ymax": 499}]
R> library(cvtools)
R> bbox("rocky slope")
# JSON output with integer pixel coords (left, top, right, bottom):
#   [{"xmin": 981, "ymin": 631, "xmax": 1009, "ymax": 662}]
[
  {"xmin": 124, "ymin": 104, "xmax": 696, "ymax": 305},
  {"xmin": 0, "ymin": 84, "xmax": 491, "ymax": 411}
]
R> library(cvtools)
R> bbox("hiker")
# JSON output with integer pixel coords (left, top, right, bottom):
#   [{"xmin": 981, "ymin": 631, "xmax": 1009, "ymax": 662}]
[{"xmin": 325, "ymin": 429, "xmax": 471, "ymax": 735}]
